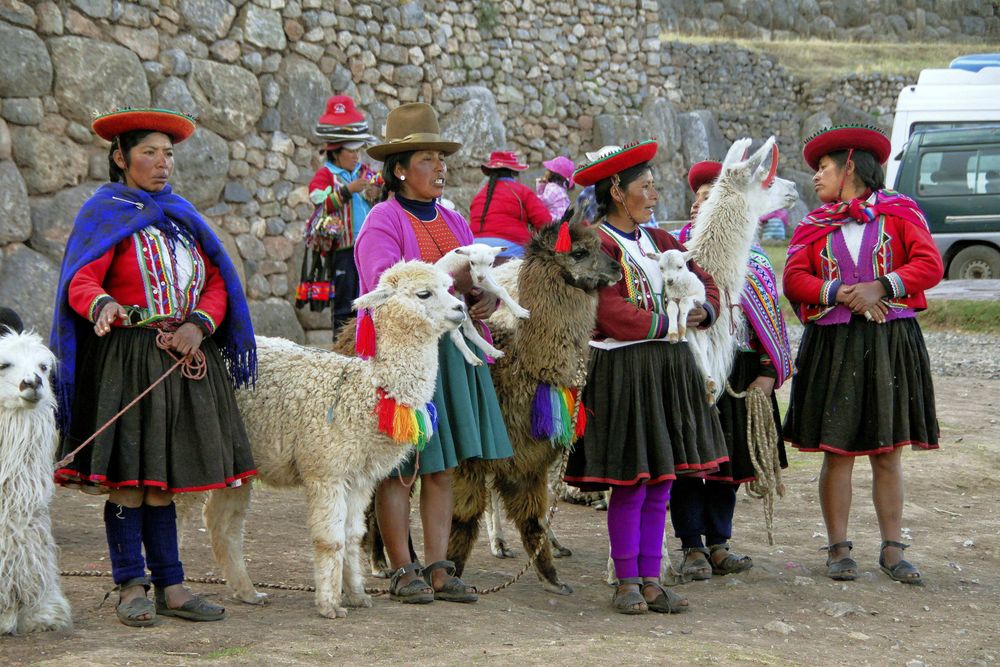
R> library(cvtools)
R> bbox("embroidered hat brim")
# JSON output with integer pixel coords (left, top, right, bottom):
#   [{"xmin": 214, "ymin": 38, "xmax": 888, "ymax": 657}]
[
  {"xmin": 687, "ymin": 160, "xmax": 722, "ymax": 192},
  {"xmin": 572, "ymin": 140, "xmax": 658, "ymax": 187},
  {"xmin": 92, "ymin": 108, "xmax": 196, "ymax": 143},
  {"xmin": 802, "ymin": 125, "xmax": 891, "ymax": 171}
]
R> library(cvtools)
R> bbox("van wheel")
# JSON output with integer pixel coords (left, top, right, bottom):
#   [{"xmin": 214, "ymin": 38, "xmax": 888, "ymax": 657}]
[{"xmin": 948, "ymin": 245, "xmax": 1000, "ymax": 280}]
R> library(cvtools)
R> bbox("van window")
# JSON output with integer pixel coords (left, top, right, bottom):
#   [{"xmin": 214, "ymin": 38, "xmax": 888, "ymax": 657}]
[
  {"xmin": 975, "ymin": 148, "xmax": 1000, "ymax": 194},
  {"xmin": 918, "ymin": 150, "xmax": 975, "ymax": 196},
  {"xmin": 911, "ymin": 121, "xmax": 1000, "ymax": 136}
]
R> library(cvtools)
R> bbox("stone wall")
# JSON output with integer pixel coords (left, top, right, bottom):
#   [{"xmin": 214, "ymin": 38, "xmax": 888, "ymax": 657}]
[
  {"xmin": 659, "ymin": 0, "xmax": 1000, "ymax": 42},
  {"xmin": 0, "ymin": 0, "xmax": 949, "ymax": 342}
]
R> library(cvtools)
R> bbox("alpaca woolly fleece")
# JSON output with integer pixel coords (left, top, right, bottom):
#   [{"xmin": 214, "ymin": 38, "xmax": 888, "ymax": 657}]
[{"xmin": 0, "ymin": 330, "xmax": 72, "ymax": 635}]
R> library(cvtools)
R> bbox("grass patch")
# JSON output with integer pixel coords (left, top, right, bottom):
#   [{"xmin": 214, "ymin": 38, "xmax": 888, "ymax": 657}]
[
  {"xmin": 660, "ymin": 32, "xmax": 991, "ymax": 80},
  {"xmin": 920, "ymin": 299, "xmax": 1000, "ymax": 335},
  {"xmin": 203, "ymin": 647, "xmax": 251, "ymax": 660}
]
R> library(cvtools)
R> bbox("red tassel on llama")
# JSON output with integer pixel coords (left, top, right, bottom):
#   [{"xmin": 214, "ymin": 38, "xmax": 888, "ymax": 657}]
[
  {"xmin": 355, "ymin": 308, "xmax": 376, "ymax": 359},
  {"xmin": 554, "ymin": 220, "xmax": 572, "ymax": 253}
]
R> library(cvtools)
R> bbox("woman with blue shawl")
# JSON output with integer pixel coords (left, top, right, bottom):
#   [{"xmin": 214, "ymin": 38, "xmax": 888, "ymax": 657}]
[
  {"xmin": 669, "ymin": 160, "xmax": 794, "ymax": 582},
  {"xmin": 50, "ymin": 108, "xmax": 257, "ymax": 627}
]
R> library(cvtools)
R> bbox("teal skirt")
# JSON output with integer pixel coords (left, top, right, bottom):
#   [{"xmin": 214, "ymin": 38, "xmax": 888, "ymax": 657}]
[{"xmin": 390, "ymin": 334, "xmax": 513, "ymax": 477}]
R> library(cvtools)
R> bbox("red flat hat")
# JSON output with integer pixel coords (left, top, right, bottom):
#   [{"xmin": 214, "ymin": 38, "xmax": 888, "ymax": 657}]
[
  {"xmin": 317, "ymin": 95, "xmax": 365, "ymax": 126},
  {"xmin": 687, "ymin": 160, "xmax": 722, "ymax": 192},
  {"xmin": 482, "ymin": 150, "xmax": 528, "ymax": 171},
  {"xmin": 573, "ymin": 140, "xmax": 658, "ymax": 188},
  {"xmin": 802, "ymin": 124, "xmax": 891, "ymax": 171},
  {"xmin": 92, "ymin": 108, "xmax": 196, "ymax": 143}
]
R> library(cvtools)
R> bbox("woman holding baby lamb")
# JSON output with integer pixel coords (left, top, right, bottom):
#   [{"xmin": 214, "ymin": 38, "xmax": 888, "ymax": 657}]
[
  {"xmin": 356, "ymin": 103, "xmax": 513, "ymax": 604},
  {"xmin": 563, "ymin": 142, "xmax": 728, "ymax": 614},
  {"xmin": 783, "ymin": 125, "xmax": 942, "ymax": 584},
  {"xmin": 668, "ymin": 161, "xmax": 793, "ymax": 581}
]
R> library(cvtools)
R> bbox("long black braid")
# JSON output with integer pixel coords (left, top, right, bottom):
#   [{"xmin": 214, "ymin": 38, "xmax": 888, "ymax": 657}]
[{"xmin": 479, "ymin": 167, "xmax": 517, "ymax": 232}]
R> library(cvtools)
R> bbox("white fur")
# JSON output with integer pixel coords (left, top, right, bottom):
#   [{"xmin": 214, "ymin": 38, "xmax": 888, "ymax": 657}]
[
  {"xmin": 191, "ymin": 261, "xmax": 466, "ymax": 619},
  {"xmin": 435, "ymin": 244, "xmax": 530, "ymax": 366},
  {"xmin": 684, "ymin": 136, "xmax": 795, "ymax": 403},
  {"xmin": 0, "ymin": 331, "xmax": 72, "ymax": 635}
]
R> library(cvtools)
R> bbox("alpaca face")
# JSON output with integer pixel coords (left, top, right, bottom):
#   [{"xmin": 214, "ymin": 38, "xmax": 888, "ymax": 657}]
[
  {"xmin": 0, "ymin": 331, "xmax": 55, "ymax": 410},
  {"xmin": 354, "ymin": 261, "xmax": 467, "ymax": 337},
  {"xmin": 526, "ymin": 223, "xmax": 621, "ymax": 292}
]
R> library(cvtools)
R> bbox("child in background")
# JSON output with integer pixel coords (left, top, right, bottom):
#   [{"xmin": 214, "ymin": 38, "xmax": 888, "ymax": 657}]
[{"xmin": 536, "ymin": 156, "xmax": 575, "ymax": 220}]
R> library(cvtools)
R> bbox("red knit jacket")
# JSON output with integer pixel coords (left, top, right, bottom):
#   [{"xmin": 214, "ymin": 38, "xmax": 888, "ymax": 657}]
[
  {"xmin": 783, "ymin": 212, "xmax": 943, "ymax": 323},
  {"xmin": 595, "ymin": 226, "xmax": 720, "ymax": 341},
  {"xmin": 68, "ymin": 233, "xmax": 227, "ymax": 334},
  {"xmin": 469, "ymin": 179, "xmax": 552, "ymax": 246}
]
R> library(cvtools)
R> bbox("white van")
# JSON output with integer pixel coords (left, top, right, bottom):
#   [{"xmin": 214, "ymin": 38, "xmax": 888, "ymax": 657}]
[{"xmin": 886, "ymin": 65, "xmax": 1000, "ymax": 186}]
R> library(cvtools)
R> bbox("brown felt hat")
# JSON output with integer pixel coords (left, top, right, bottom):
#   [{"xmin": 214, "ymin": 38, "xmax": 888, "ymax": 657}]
[{"xmin": 366, "ymin": 103, "xmax": 461, "ymax": 161}]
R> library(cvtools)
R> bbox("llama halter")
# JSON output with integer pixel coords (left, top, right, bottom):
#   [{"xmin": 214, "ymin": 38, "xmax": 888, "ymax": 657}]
[
  {"xmin": 530, "ymin": 383, "xmax": 586, "ymax": 447},
  {"xmin": 375, "ymin": 388, "xmax": 437, "ymax": 450}
]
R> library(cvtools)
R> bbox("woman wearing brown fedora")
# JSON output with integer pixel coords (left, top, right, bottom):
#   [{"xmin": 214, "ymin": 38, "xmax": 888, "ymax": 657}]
[
  {"xmin": 355, "ymin": 103, "xmax": 513, "ymax": 604},
  {"xmin": 469, "ymin": 150, "xmax": 552, "ymax": 259}
]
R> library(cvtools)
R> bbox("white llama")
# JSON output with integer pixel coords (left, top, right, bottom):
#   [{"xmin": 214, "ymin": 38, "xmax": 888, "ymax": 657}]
[
  {"xmin": 435, "ymin": 243, "xmax": 530, "ymax": 366},
  {"xmin": 0, "ymin": 327, "xmax": 73, "ymax": 635}
]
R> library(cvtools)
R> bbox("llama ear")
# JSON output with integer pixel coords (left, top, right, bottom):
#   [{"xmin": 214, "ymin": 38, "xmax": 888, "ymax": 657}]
[
  {"xmin": 722, "ymin": 138, "xmax": 752, "ymax": 169},
  {"xmin": 747, "ymin": 136, "xmax": 777, "ymax": 175},
  {"xmin": 353, "ymin": 287, "xmax": 392, "ymax": 312}
]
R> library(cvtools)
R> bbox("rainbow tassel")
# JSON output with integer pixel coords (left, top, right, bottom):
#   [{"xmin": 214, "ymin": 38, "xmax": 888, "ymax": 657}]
[
  {"xmin": 375, "ymin": 388, "xmax": 434, "ymax": 450},
  {"xmin": 530, "ymin": 383, "xmax": 585, "ymax": 448}
]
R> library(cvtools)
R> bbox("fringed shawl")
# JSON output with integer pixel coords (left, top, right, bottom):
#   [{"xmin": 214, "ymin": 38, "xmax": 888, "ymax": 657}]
[
  {"xmin": 50, "ymin": 183, "xmax": 256, "ymax": 432},
  {"xmin": 678, "ymin": 223, "xmax": 793, "ymax": 387}
]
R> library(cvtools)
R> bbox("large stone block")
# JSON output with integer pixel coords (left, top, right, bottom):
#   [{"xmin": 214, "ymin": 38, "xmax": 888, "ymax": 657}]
[
  {"xmin": 677, "ymin": 110, "xmax": 728, "ymax": 165},
  {"xmin": 0, "ymin": 23, "xmax": 53, "ymax": 98},
  {"xmin": 239, "ymin": 4, "xmax": 287, "ymax": 50},
  {"xmin": 152, "ymin": 77, "xmax": 199, "ymax": 117},
  {"xmin": 249, "ymin": 297, "xmax": 305, "ymax": 342},
  {"xmin": 0, "ymin": 161, "xmax": 31, "ymax": 244},
  {"xmin": 179, "ymin": 0, "xmax": 237, "ymax": 40},
  {"xmin": 172, "ymin": 127, "xmax": 230, "ymax": 209},
  {"xmin": 29, "ymin": 181, "xmax": 101, "ymax": 263},
  {"xmin": 10, "ymin": 126, "xmax": 89, "ymax": 195},
  {"xmin": 0, "ymin": 244, "xmax": 60, "ymax": 340},
  {"xmin": 189, "ymin": 59, "xmax": 263, "ymax": 140},
  {"xmin": 439, "ymin": 87, "xmax": 506, "ymax": 170},
  {"xmin": 276, "ymin": 56, "xmax": 332, "ymax": 137},
  {"xmin": 50, "ymin": 37, "xmax": 150, "ymax": 124}
]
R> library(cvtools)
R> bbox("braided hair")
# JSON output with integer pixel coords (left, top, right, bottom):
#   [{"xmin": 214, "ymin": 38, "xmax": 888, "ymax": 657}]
[
  {"xmin": 478, "ymin": 167, "xmax": 517, "ymax": 231},
  {"xmin": 827, "ymin": 149, "xmax": 885, "ymax": 192}
]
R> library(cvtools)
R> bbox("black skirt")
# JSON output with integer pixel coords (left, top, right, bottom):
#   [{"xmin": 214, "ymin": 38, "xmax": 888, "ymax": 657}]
[
  {"xmin": 565, "ymin": 340, "xmax": 728, "ymax": 492},
  {"xmin": 55, "ymin": 327, "xmax": 256, "ymax": 493},
  {"xmin": 706, "ymin": 350, "xmax": 787, "ymax": 483},
  {"xmin": 783, "ymin": 316, "xmax": 939, "ymax": 456}
]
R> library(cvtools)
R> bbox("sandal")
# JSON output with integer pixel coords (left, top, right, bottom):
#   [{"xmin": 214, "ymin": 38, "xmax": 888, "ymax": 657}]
[
  {"xmin": 879, "ymin": 540, "xmax": 923, "ymax": 585},
  {"xmin": 389, "ymin": 562, "xmax": 435, "ymax": 604},
  {"xmin": 709, "ymin": 543, "xmax": 753, "ymax": 576},
  {"xmin": 612, "ymin": 577, "xmax": 647, "ymax": 615},
  {"xmin": 114, "ymin": 576, "xmax": 156, "ymax": 627},
  {"xmin": 154, "ymin": 587, "xmax": 226, "ymax": 622},
  {"xmin": 681, "ymin": 547, "xmax": 712, "ymax": 581},
  {"xmin": 641, "ymin": 581, "xmax": 690, "ymax": 613},
  {"xmin": 422, "ymin": 560, "xmax": 478, "ymax": 603},
  {"xmin": 823, "ymin": 540, "xmax": 858, "ymax": 581}
]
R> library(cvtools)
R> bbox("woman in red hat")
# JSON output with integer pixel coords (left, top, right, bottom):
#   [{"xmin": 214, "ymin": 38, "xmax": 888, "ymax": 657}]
[
  {"xmin": 783, "ymin": 124, "xmax": 943, "ymax": 585},
  {"xmin": 668, "ymin": 160, "xmax": 793, "ymax": 581},
  {"xmin": 50, "ymin": 108, "xmax": 257, "ymax": 626},
  {"xmin": 563, "ymin": 142, "xmax": 729, "ymax": 615},
  {"xmin": 469, "ymin": 150, "xmax": 553, "ymax": 259},
  {"xmin": 301, "ymin": 95, "xmax": 381, "ymax": 335}
]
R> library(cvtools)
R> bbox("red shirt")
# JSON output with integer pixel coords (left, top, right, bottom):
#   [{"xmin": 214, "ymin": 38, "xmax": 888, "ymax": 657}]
[{"xmin": 469, "ymin": 179, "xmax": 552, "ymax": 246}]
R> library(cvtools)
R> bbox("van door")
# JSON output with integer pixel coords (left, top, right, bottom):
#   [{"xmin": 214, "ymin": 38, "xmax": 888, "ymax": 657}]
[{"xmin": 915, "ymin": 145, "xmax": 1000, "ymax": 235}]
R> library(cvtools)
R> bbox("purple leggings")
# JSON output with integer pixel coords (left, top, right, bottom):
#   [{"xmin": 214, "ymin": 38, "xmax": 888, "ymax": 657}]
[{"xmin": 607, "ymin": 480, "xmax": 674, "ymax": 580}]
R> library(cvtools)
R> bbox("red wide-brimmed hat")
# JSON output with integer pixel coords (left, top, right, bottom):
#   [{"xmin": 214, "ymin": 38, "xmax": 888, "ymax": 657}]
[
  {"xmin": 802, "ymin": 124, "xmax": 891, "ymax": 171},
  {"xmin": 687, "ymin": 160, "xmax": 722, "ymax": 192},
  {"xmin": 573, "ymin": 140, "xmax": 658, "ymax": 188},
  {"xmin": 543, "ymin": 156, "xmax": 576, "ymax": 185},
  {"xmin": 92, "ymin": 107, "xmax": 196, "ymax": 143},
  {"xmin": 482, "ymin": 150, "xmax": 528, "ymax": 172},
  {"xmin": 317, "ymin": 95, "xmax": 365, "ymax": 126}
]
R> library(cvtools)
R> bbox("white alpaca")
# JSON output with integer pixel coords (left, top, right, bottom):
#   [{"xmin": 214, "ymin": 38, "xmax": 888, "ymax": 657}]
[
  {"xmin": 651, "ymin": 248, "xmax": 715, "ymax": 403},
  {"xmin": 684, "ymin": 136, "xmax": 794, "ymax": 403},
  {"xmin": 0, "ymin": 329, "xmax": 72, "ymax": 635},
  {"xmin": 194, "ymin": 261, "xmax": 466, "ymax": 619},
  {"xmin": 435, "ymin": 244, "xmax": 530, "ymax": 366}
]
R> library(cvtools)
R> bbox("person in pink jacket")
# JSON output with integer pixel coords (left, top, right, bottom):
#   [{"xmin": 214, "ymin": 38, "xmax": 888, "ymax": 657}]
[{"xmin": 535, "ymin": 155, "xmax": 575, "ymax": 221}]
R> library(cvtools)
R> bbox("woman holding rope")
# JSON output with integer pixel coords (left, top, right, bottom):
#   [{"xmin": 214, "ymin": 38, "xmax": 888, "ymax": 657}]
[
  {"xmin": 50, "ymin": 108, "xmax": 257, "ymax": 626},
  {"xmin": 668, "ymin": 161, "xmax": 793, "ymax": 580}
]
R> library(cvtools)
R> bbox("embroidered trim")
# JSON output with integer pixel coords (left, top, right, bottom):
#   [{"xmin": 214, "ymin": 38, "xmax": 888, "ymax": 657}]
[
  {"xmin": 190, "ymin": 309, "xmax": 217, "ymax": 335},
  {"xmin": 886, "ymin": 271, "xmax": 905, "ymax": 298},
  {"xmin": 88, "ymin": 294, "xmax": 113, "ymax": 323}
]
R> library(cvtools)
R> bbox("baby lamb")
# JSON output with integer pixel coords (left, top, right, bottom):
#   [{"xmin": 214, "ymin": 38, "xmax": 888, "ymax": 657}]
[
  {"xmin": 435, "ymin": 244, "xmax": 530, "ymax": 366},
  {"xmin": 654, "ymin": 249, "xmax": 717, "ymax": 402}
]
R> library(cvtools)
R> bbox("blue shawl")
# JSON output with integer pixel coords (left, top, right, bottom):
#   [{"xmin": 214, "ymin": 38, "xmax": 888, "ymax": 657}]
[{"xmin": 50, "ymin": 182, "xmax": 256, "ymax": 431}]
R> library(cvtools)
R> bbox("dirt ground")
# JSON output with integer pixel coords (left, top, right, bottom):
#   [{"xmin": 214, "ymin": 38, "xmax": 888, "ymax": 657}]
[{"xmin": 4, "ymin": 375, "xmax": 999, "ymax": 666}]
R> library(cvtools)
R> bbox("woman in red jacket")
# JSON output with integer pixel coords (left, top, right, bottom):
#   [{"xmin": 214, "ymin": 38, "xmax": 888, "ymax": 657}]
[
  {"xmin": 783, "ymin": 125, "xmax": 943, "ymax": 585},
  {"xmin": 563, "ymin": 142, "xmax": 728, "ymax": 615},
  {"xmin": 469, "ymin": 150, "xmax": 552, "ymax": 258}
]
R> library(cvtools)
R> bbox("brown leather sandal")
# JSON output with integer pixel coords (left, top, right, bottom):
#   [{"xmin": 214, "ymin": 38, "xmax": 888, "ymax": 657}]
[
  {"xmin": 422, "ymin": 560, "xmax": 478, "ymax": 603},
  {"xmin": 612, "ymin": 577, "xmax": 648, "ymax": 615},
  {"xmin": 389, "ymin": 562, "xmax": 434, "ymax": 604}
]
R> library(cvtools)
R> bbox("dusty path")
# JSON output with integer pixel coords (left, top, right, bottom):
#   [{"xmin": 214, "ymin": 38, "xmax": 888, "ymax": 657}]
[{"xmin": 4, "ymin": 375, "xmax": 999, "ymax": 666}]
